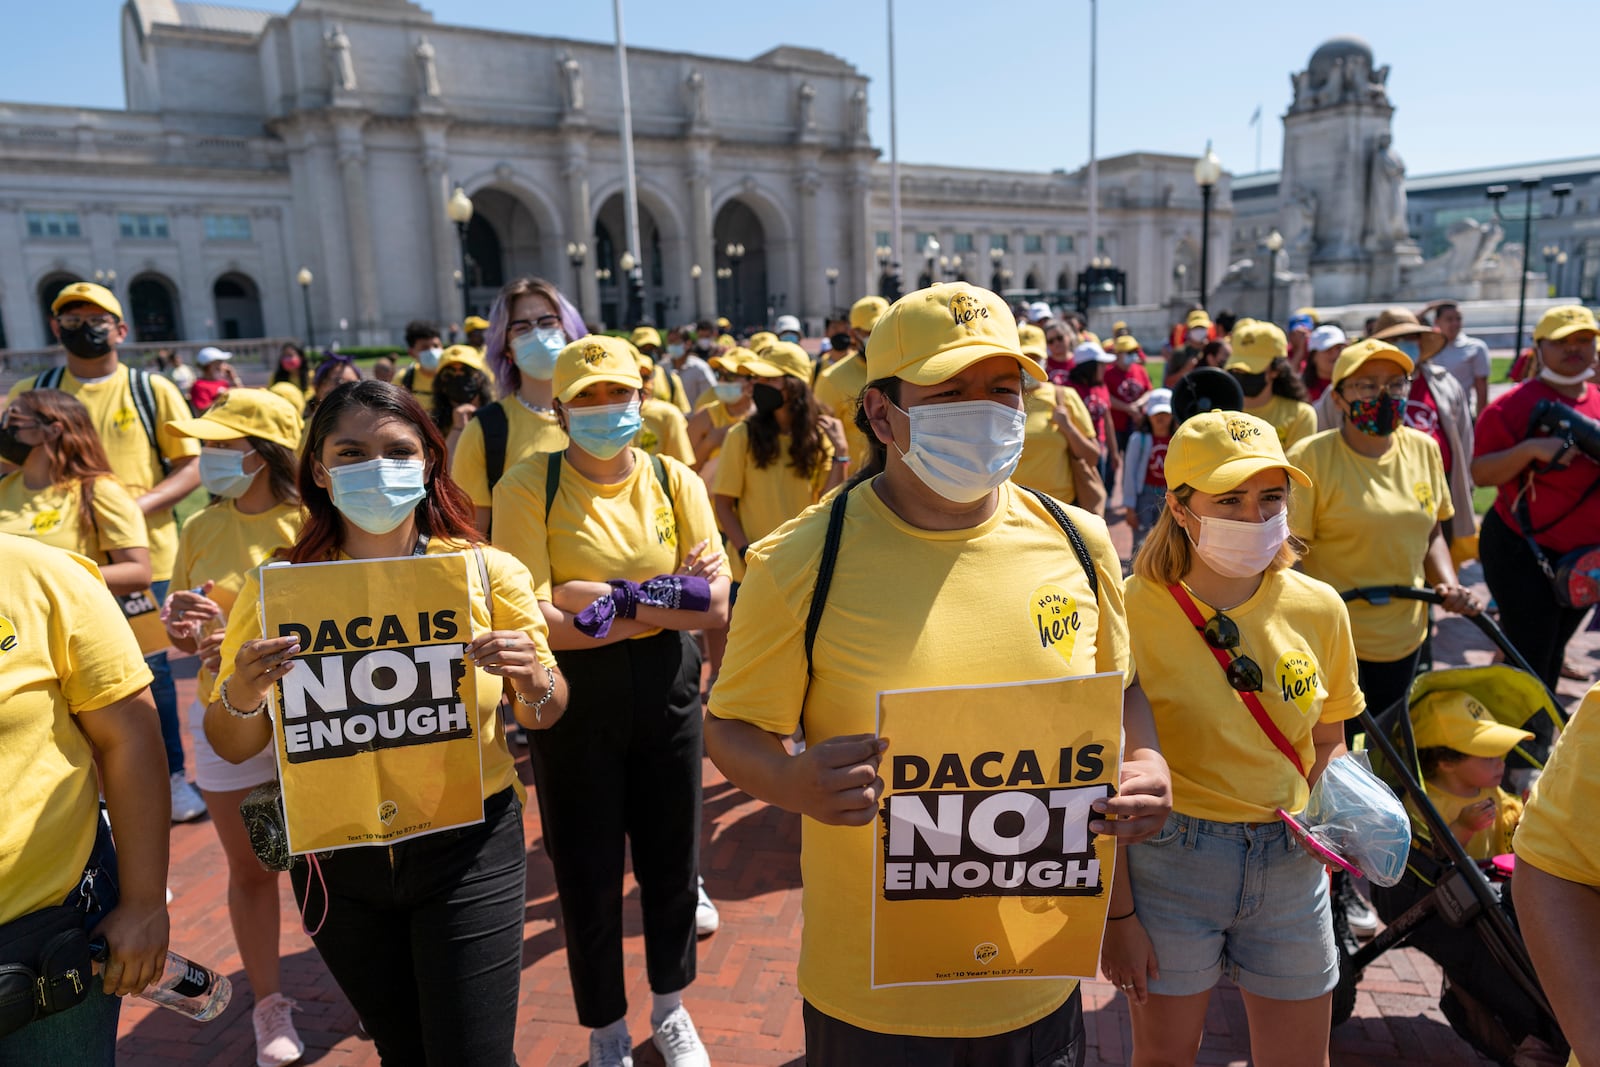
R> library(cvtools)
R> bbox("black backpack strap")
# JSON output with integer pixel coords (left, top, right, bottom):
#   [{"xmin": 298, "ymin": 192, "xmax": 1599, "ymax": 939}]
[
  {"xmin": 1021, "ymin": 486, "xmax": 1100, "ymax": 602},
  {"xmin": 35, "ymin": 366, "xmax": 65, "ymax": 391},
  {"xmin": 476, "ymin": 401, "xmax": 510, "ymax": 491},
  {"xmin": 804, "ymin": 486, "xmax": 852, "ymax": 678},
  {"xmin": 125, "ymin": 367, "xmax": 170, "ymax": 476},
  {"xmin": 400, "ymin": 365, "xmax": 415, "ymax": 390},
  {"xmin": 650, "ymin": 452, "xmax": 673, "ymax": 509},
  {"xmin": 543, "ymin": 451, "xmax": 563, "ymax": 518}
]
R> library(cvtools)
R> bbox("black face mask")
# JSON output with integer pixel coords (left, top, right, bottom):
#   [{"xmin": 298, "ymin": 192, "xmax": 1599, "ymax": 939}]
[
  {"xmin": 1230, "ymin": 369, "xmax": 1268, "ymax": 397},
  {"xmin": 695, "ymin": 339, "xmax": 714, "ymax": 355},
  {"xmin": 752, "ymin": 382, "xmax": 785, "ymax": 416},
  {"xmin": 0, "ymin": 425, "xmax": 34, "ymax": 466},
  {"xmin": 58, "ymin": 321, "xmax": 115, "ymax": 360},
  {"xmin": 829, "ymin": 333, "xmax": 853, "ymax": 353},
  {"xmin": 441, "ymin": 373, "xmax": 482, "ymax": 405}
]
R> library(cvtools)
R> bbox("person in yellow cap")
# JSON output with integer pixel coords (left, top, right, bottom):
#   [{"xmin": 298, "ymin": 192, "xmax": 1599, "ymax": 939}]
[
  {"xmin": 430, "ymin": 343, "xmax": 494, "ymax": 459},
  {"xmin": 1409, "ymin": 690, "xmax": 1531, "ymax": 857},
  {"xmin": 1473, "ymin": 304, "xmax": 1600, "ymax": 693},
  {"xmin": 158, "ymin": 387, "xmax": 308, "ymax": 1067},
  {"xmin": 1515, "ymin": 680, "xmax": 1600, "ymax": 1066},
  {"xmin": 491, "ymin": 335, "xmax": 728, "ymax": 1067},
  {"xmin": 1113, "ymin": 409, "xmax": 1362, "ymax": 1062},
  {"xmin": 711, "ymin": 341, "xmax": 848, "ymax": 583},
  {"xmin": 814, "ymin": 295, "xmax": 889, "ymax": 477},
  {"xmin": 706, "ymin": 282, "xmax": 1170, "ymax": 1064},
  {"xmin": 1106, "ymin": 334, "xmax": 1153, "ymax": 453},
  {"xmin": 1012, "ymin": 322, "xmax": 1100, "ymax": 508},
  {"xmin": 632, "ymin": 346, "xmax": 697, "ymax": 467},
  {"xmin": 686, "ymin": 347, "xmax": 755, "ymax": 474},
  {"xmin": 7, "ymin": 280, "xmax": 204, "ymax": 822},
  {"xmin": 633, "ymin": 326, "xmax": 691, "ymax": 413},
  {"xmin": 1290, "ymin": 338, "xmax": 1475, "ymax": 715},
  {"xmin": 1224, "ymin": 321, "xmax": 1317, "ymax": 450},
  {"xmin": 463, "ymin": 314, "xmax": 491, "ymax": 350}
]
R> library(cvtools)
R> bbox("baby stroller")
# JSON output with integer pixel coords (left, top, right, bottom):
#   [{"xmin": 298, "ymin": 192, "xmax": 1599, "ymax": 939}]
[{"xmin": 1330, "ymin": 586, "xmax": 1569, "ymax": 1065}]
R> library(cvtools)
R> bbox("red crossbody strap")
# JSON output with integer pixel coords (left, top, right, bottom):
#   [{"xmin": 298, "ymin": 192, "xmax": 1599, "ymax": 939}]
[{"xmin": 1165, "ymin": 583, "xmax": 1306, "ymax": 777}]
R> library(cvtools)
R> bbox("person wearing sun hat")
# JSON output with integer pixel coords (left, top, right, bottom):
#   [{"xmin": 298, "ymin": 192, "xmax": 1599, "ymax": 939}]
[
  {"xmin": 706, "ymin": 282, "xmax": 1170, "ymax": 1063},
  {"xmin": 1013, "ymin": 322, "xmax": 1099, "ymax": 508},
  {"xmin": 813, "ymin": 295, "xmax": 890, "ymax": 475},
  {"xmin": 159, "ymin": 386, "xmax": 310, "ymax": 1066},
  {"xmin": 492, "ymin": 332, "xmax": 729, "ymax": 1067},
  {"xmin": 1114, "ymin": 408, "xmax": 1363, "ymax": 1062},
  {"xmin": 1225, "ymin": 320, "xmax": 1318, "ymax": 450}
]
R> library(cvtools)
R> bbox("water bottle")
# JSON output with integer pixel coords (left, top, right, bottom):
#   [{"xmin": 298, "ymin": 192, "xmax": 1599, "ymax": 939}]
[{"xmin": 89, "ymin": 939, "xmax": 232, "ymax": 1021}]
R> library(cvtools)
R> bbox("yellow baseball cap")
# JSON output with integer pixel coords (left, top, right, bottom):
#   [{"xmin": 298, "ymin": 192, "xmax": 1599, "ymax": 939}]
[
  {"xmin": 51, "ymin": 281, "xmax": 124, "ymax": 321},
  {"xmin": 630, "ymin": 325, "xmax": 663, "ymax": 350},
  {"xmin": 462, "ymin": 315, "xmax": 490, "ymax": 333},
  {"xmin": 1163, "ymin": 410, "xmax": 1311, "ymax": 493},
  {"xmin": 1412, "ymin": 690, "xmax": 1533, "ymax": 758},
  {"xmin": 747, "ymin": 331, "xmax": 777, "ymax": 354},
  {"xmin": 167, "ymin": 387, "xmax": 301, "ymax": 451},
  {"xmin": 1186, "ymin": 309, "xmax": 1212, "ymax": 329},
  {"xmin": 553, "ymin": 335, "xmax": 644, "ymax": 402},
  {"xmin": 1225, "ymin": 321, "xmax": 1287, "ymax": 373},
  {"xmin": 850, "ymin": 295, "xmax": 890, "ymax": 333},
  {"xmin": 743, "ymin": 341, "xmax": 812, "ymax": 381},
  {"xmin": 716, "ymin": 316, "xmax": 731, "ymax": 331},
  {"xmin": 1114, "ymin": 335, "xmax": 1141, "ymax": 354},
  {"xmin": 1017, "ymin": 323, "xmax": 1048, "ymax": 363},
  {"xmin": 1080, "ymin": 330, "xmax": 1102, "ymax": 348},
  {"xmin": 717, "ymin": 333, "xmax": 736, "ymax": 348},
  {"xmin": 1112, "ymin": 320, "xmax": 1128, "ymax": 332},
  {"xmin": 1331, "ymin": 338, "xmax": 1414, "ymax": 386},
  {"xmin": 438, "ymin": 344, "xmax": 487, "ymax": 376},
  {"xmin": 708, "ymin": 347, "xmax": 754, "ymax": 374},
  {"xmin": 1534, "ymin": 304, "xmax": 1600, "ymax": 342},
  {"xmin": 867, "ymin": 283, "xmax": 1031, "ymax": 386}
]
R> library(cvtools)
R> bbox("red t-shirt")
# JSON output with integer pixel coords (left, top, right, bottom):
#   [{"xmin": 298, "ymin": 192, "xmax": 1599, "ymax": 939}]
[
  {"xmin": 1044, "ymin": 358, "xmax": 1073, "ymax": 386},
  {"xmin": 1306, "ymin": 377, "xmax": 1332, "ymax": 402},
  {"xmin": 1475, "ymin": 380, "xmax": 1600, "ymax": 552},
  {"xmin": 1071, "ymin": 382, "xmax": 1112, "ymax": 443},
  {"xmin": 1105, "ymin": 363, "xmax": 1153, "ymax": 433},
  {"xmin": 1144, "ymin": 435, "xmax": 1170, "ymax": 488},
  {"xmin": 1405, "ymin": 375, "xmax": 1451, "ymax": 473},
  {"xmin": 189, "ymin": 378, "xmax": 228, "ymax": 412}
]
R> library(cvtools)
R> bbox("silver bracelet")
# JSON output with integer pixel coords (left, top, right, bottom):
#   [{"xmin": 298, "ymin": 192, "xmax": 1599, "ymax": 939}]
[
  {"xmin": 220, "ymin": 678, "xmax": 267, "ymax": 719},
  {"xmin": 512, "ymin": 664, "xmax": 558, "ymax": 724}
]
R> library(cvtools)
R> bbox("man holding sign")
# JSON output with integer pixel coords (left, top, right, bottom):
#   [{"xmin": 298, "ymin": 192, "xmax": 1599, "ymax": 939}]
[{"xmin": 707, "ymin": 282, "xmax": 1170, "ymax": 1065}]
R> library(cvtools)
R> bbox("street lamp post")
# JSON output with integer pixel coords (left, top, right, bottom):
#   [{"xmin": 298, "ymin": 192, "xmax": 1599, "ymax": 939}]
[
  {"xmin": 1556, "ymin": 251, "xmax": 1569, "ymax": 297},
  {"xmin": 566, "ymin": 241, "xmax": 588, "ymax": 316},
  {"xmin": 1489, "ymin": 179, "xmax": 1571, "ymax": 358},
  {"xmin": 619, "ymin": 250, "xmax": 640, "ymax": 327},
  {"xmin": 690, "ymin": 264, "xmax": 702, "ymax": 318},
  {"xmin": 825, "ymin": 266, "xmax": 839, "ymax": 311},
  {"xmin": 1193, "ymin": 141, "xmax": 1222, "ymax": 312},
  {"xmin": 1263, "ymin": 230, "xmax": 1284, "ymax": 323},
  {"xmin": 1173, "ymin": 261, "xmax": 1187, "ymax": 297},
  {"xmin": 989, "ymin": 246, "xmax": 1005, "ymax": 292},
  {"xmin": 296, "ymin": 267, "xmax": 314, "ymax": 351},
  {"xmin": 446, "ymin": 185, "xmax": 474, "ymax": 320},
  {"xmin": 923, "ymin": 237, "xmax": 940, "ymax": 288},
  {"xmin": 724, "ymin": 242, "xmax": 746, "ymax": 329}
]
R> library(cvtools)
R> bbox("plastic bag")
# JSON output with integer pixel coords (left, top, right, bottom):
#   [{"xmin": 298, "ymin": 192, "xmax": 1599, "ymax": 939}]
[{"xmin": 1293, "ymin": 752, "xmax": 1412, "ymax": 887}]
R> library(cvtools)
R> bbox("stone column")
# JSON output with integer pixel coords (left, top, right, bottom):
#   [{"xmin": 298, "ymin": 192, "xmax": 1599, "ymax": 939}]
[
  {"xmin": 686, "ymin": 138, "xmax": 716, "ymax": 320},
  {"xmin": 0, "ymin": 199, "xmax": 39, "ymax": 346},
  {"xmin": 848, "ymin": 161, "xmax": 873, "ymax": 298},
  {"xmin": 170, "ymin": 205, "xmax": 211, "ymax": 341},
  {"xmin": 794, "ymin": 163, "xmax": 821, "ymax": 324},
  {"xmin": 560, "ymin": 128, "xmax": 598, "ymax": 323},
  {"xmin": 333, "ymin": 113, "xmax": 381, "ymax": 340}
]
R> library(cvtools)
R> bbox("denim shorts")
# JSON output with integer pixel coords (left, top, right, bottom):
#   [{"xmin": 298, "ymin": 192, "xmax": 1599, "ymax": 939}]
[{"xmin": 1126, "ymin": 811, "xmax": 1336, "ymax": 1001}]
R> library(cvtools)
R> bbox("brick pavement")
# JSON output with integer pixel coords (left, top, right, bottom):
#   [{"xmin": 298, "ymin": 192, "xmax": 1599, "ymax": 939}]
[{"xmin": 116, "ymin": 534, "xmax": 1595, "ymax": 1066}]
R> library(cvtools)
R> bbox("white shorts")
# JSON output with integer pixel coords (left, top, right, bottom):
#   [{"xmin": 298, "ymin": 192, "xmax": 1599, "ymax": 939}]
[{"xmin": 187, "ymin": 698, "xmax": 277, "ymax": 794}]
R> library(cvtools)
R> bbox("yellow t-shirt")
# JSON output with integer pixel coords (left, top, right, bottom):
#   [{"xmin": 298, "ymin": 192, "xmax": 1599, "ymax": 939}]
[
  {"xmin": 0, "ymin": 472, "xmax": 147, "ymax": 559},
  {"xmin": 707, "ymin": 481, "xmax": 1132, "ymax": 1038},
  {"xmin": 813, "ymin": 352, "xmax": 870, "ymax": 474},
  {"xmin": 652, "ymin": 365, "xmax": 691, "ymax": 413},
  {"xmin": 491, "ymin": 448, "xmax": 729, "ymax": 635},
  {"xmin": 712, "ymin": 422, "xmax": 834, "ymax": 581},
  {"xmin": 1014, "ymin": 382, "xmax": 1095, "ymax": 505},
  {"xmin": 1288, "ymin": 427, "xmax": 1454, "ymax": 660},
  {"xmin": 171, "ymin": 499, "xmax": 304, "ymax": 704},
  {"xmin": 0, "ymin": 534, "xmax": 153, "ymax": 926},
  {"xmin": 637, "ymin": 397, "xmax": 697, "ymax": 467},
  {"xmin": 1413, "ymin": 783, "xmax": 1521, "ymax": 861},
  {"xmin": 1515, "ymin": 683, "xmax": 1600, "ymax": 885},
  {"xmin": 1248, "ymin": 394, "xmax": 1318, "ymax": 451},
  {"xmin": 450, "ymin": 399, "xmax": 568, "ymax": 508},
  {"xmin": 401, "ymin": 363, "xmax": 437, "ymax": 406},
  {"xmin": 1124, "ymin": 569, "xmax": 1364, "ymax": 823},
  {"xmin": 214, "ymin": 539, "xmax": 553, "ymax": 806},
  {"xmin": 9, "ymin": 365, "xmax": 200, "ymax": 581}
]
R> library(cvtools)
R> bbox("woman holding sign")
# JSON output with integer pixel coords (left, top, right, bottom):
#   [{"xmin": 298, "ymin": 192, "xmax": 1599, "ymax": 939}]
[
  {"xmin": 1110, "ymin": 410, "xmax": 1364, "ymax": 1066},
  {"xmin": 493, "ymin": 336, "xmax": 731, "ymax": 1067},
  {"xmin": 705, "ymin": 283, "xmax": 1171, "ymax": 1066},
  {"xmin": 205, "ymin": 380, "xmax": 568, "ymax": 1067}
]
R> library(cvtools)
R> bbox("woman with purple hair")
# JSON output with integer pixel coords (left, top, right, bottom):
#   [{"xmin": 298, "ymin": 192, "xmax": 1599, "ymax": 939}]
[{"xmin": 450, "ymin": 276, "xmax": 581, "ymax": 535}]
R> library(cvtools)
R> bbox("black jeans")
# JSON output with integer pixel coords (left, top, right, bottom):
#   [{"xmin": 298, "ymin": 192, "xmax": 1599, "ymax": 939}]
[
  {"xmin": 530, "ymin": 629, "xmax": 703, "ymax": 1028},
  {"xmin": 289, "ymin": 788, "xmax": 526, "ymax": 1067},
  {"xmin": 1480, "ymin": 507, "xmax": 1590, "ymax": 695},
  {"xmin": 1354, "ymin": 647, "xmax": 1425, "ymax": 743},
  {"xmin": 803, "ymin": 986, "xmax": 1084, "ymax": 1067}
]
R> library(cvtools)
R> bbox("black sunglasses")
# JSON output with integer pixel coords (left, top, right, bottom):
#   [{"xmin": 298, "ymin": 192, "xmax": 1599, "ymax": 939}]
[{"xmin": 1202, "ymin": 611, "xmax": 1264, "ymax": 693}]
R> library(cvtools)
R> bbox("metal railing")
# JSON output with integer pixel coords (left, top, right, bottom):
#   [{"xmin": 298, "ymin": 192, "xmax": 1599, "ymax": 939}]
[{"xmin": 0, "ymin": 338, "xmax": 296, "ymax": 388}]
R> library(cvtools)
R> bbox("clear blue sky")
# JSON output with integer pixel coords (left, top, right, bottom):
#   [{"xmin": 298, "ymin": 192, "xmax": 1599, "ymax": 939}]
[{"xmin": 4, "ymin": 0, "xmax": 1594, "ymax": 178}]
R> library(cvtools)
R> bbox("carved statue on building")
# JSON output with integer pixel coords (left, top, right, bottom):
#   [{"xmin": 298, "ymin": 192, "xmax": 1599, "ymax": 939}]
[
  {"xmin": 684, "ymin": 68, "xmax": 708, "ymax": 127},
  {"xmin": 1366, "ymin": 133, "xmax": 1409, "ymax": 245},
  {"xmin": 796, "ymin": 81, "xmax": 817, "ymax": 132},
  {"xmin": 849, "ymin": 87, "xmax": 868, "ymax": 142},
  {"xmin": 556, "ymin": 50, "xmax": 584, "ymax": 113},
  {"xmin": 1281, "ymin": 187, "xmax": 1318, "ymax": 260},
  {"xmin": 325, "ymin": 23, "xmax": 357, "ymax": 92},
  {"xmin": 414, "ymin": 36, "xmax": 440, "ymax": 98}
]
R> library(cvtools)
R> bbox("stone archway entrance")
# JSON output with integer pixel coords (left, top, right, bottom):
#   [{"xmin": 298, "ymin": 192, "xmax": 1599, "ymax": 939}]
[
  {"xmin": 212, "ymin": 273, "xmax": 263, "ymax": 339},
  {"xmin": 464, "ymin": 188, "xmax": 543, "ymax": 318},
  {"xmin": 713, "ymin": 200, "xmax": 767, "ymax": 332},
  {"xmin": 128, "ymin": 273, "xmax": 182, "ymax": 342}
]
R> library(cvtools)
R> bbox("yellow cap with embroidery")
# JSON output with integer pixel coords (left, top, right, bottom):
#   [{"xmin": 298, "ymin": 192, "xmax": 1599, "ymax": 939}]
[
  {"xmin": 553, "ymin": 335, "xmax": 644, "ymax": 402},
  {"xmin": 850, "ymin": 295, "xmax": 890, "ymax": 333},
  {"xmin": 630, "ymin": 326, "xmax": 663, "ymax": 350},
  {"xmin": 167, "ymin": 387, "xmax": 302, "ymax": 450},
  {"xmin": 1534, "ymin": 304, "xmax": 1599, "ymax": 342},
  {"xmin": 1331, "ymin": 338, "xmax": 1414, "ymax": 386},
  {"xmin": 1163, "ymin": 410, "xmax": 1311, "ymax": 493},
  {"xmin": 1225, "ymin": 321, "xmax": 1287, "ymax": 373},
  {"xmin": 865, "ymin": 282, "xmax": 1031, "ymax": 386},
  {"xmin": 51, "ymin": 282, "xmax": 123, "ymax": 321},
  {"xmin": 1413, "ymin": 690, "xmax": 1534, "ymax": 757},
  {"xmin": 742, "ymin": 341, "xmax": 813, "ymax": 381}
]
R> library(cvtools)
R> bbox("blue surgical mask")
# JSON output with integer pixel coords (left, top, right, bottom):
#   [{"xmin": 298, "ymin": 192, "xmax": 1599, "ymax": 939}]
[
  {"xmin": 713, "ymin": 382, "xmax": 745, "ymax": 405},
  {"xmin": 565, "ymin": 399, "xmax": 643, "ymax": 460},
  {"xmin": 327, "ymin": 458, "xmax": 427, "ymax": 534},
  {"xmin": 199, "ymin": 446, "xmax": 258, "ymax": 499},
  {"xmin": 667, "ymin": 342, "xmax": 686, "ymax": 359},
  {"xmin": 891, "ymin": 399, "xmax": 1026, "ymax": 503},
  {"xmin": 511, "ymin": 328, "xmax": 562, "ymax": 380},
  {"xmin": 778, "ymin": 331, "xmax": 801, "ymax": 344},
  {"xmin": 1393, "ymin": 339, "xmax": 1421, "ymax": 361},
  {"xmin": 417, "ymin": 346, "xmax": 443, "ymax": 371}
]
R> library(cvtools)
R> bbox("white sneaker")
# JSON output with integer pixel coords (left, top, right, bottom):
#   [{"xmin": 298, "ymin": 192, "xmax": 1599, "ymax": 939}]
[
  {"xmin": 695, "ymin": 877, "xmax": 720, "ymax": 937},
  {"xmin": 170, "ymin": 773, "xmax": 207, "ymax": 823},
  {"xmin": 588, "ymin": 1026, "xmax": 634, "ymax": 1067},
  {"xmin": 651, "ymin": 1006, "xmax": 710, "ymax": 1067},
  {"xmin": 252, "ymin": 992, "xmax": 305, "ymax": 1067}
]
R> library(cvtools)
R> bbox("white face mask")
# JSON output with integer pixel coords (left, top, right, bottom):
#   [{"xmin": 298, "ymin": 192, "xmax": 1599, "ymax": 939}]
[
  {"xmin": 417, "ymin": 346, "xmax": 443, "ymax": 371},
  {"xmin": 891, "ymin": 398, "xmax": 1026, "ymax": 504},
  {"xmin": 1185, "ymin": 509, "xmax": 1289, "ymax": 579},
  {"xmin": 1538, "ymin": 364, "xmax": 1596, "ymax": 387}
]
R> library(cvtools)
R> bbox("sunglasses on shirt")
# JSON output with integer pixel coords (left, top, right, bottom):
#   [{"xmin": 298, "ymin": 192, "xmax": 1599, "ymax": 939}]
[{"xmin": 1202, "ymin": 611, "xmax": 1264, "ymax": 693}]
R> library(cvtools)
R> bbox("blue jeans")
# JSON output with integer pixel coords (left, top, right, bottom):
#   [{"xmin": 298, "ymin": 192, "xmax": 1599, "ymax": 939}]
[{"xmin": 146, "ymin": 580, "xmax": 183, "ymax": 776}]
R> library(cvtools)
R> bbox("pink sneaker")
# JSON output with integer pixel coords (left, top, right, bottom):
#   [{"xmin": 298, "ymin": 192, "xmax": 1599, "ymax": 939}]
[{"xmin": 253, "ymin": 992, "xmax": 305, "ymax": 1067}]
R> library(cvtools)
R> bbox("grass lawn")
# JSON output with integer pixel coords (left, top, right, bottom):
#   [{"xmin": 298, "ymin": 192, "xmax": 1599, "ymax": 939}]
[{"xmin": 174, "ymin": 485, "xmax": 212, "ymax": 527}]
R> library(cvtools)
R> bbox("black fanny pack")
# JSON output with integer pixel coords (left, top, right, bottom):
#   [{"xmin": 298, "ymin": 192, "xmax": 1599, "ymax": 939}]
[{"xmin": 0, "ymin": 904, "xmax": 94, "ymax": 1039}]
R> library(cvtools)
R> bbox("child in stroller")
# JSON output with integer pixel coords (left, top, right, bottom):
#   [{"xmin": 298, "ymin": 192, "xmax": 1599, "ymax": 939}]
[{"xmin": 1411, "ymin": 690, "xmax": 1527, "ymax": 860}]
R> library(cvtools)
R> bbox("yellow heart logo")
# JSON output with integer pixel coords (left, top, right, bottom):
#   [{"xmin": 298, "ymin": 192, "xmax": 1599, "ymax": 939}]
[
  {"xmin": 0, "ymin": 615, "xmax": 17, "ymax": 655},
  {"xmin": 1413, "ymin": 480, "xmax": 1435, "ymax": 514},
  {"xmin": 1275, "ymin": 651, "xmax": 1323, "ymax": 716},
  {"xmin": 113, "ymin": 407, "xmax": 138, "ymax": 431},
  {"xmin": 30, "ymin": 509, "xmax": 62, "ymax": 534},
  {"xmin": 948, "ymin": 291, "xmax": 989, "ymax": 329},
  {"xmin": 1226, "ymin": 417, "xmax": 1262, "ymax": 443},
  {"xmin": 1030, "ymin": 583, "xmax": 1080, "ymax": 666},
  {"xmin": 581, "ymin": 342, "xmax": 607, "ymax": 366}
]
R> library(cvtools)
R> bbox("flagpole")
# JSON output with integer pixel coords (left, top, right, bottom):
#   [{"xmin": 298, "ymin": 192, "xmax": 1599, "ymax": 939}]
[
  {"xmin": 612, "ymin": 0, "xmax": 644, "ymax": 323},
  {"xmin": 1086, "ymin": 0, "xmax": 1098, "ymax": 269},
  {"xmin": 1253, "ymin": 104, "xmax": 1262, "ymax": 173},
  {"xmin": 887, "ymin": 0, "xmax": 902, "ymax": 276}
]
